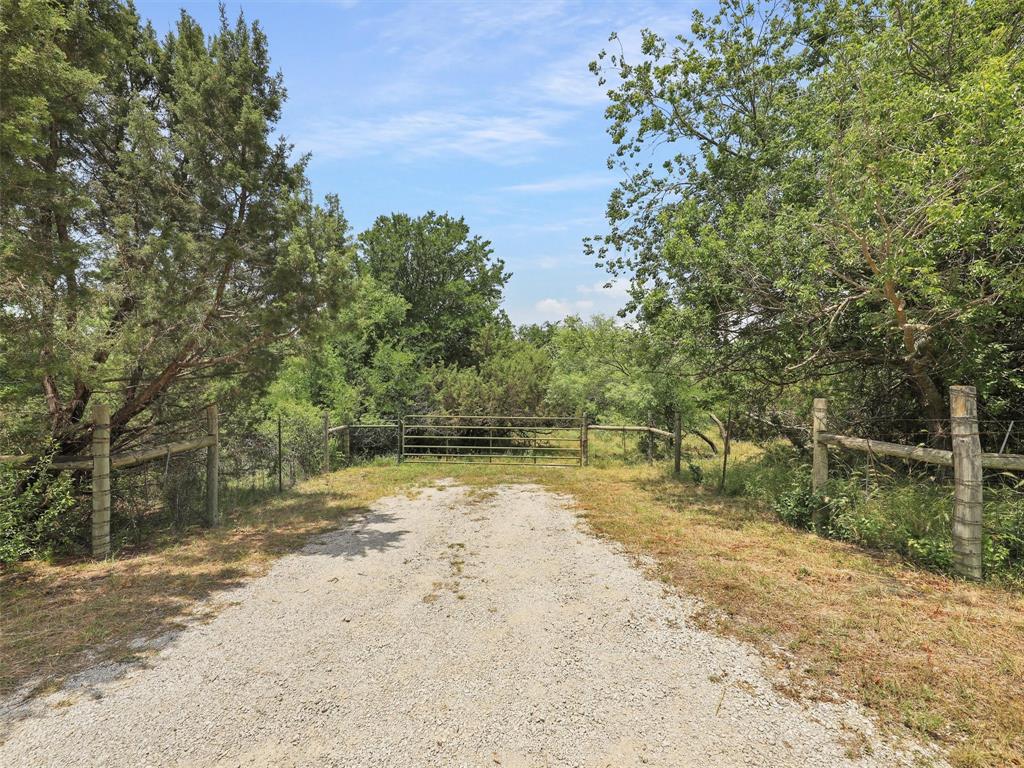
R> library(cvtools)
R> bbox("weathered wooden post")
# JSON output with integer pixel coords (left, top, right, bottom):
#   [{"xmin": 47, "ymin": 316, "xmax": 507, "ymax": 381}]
[
  {"xmin": 719, "ymin": 411, "xmax": 733, "ymax": 492},
  {"xmin": 646, "ymin": 413, "xmax": 654, "ymax": 463},
  {"xmin": 277, "ymin": 413, "xmax": 283, "ymax": 493},
  {"xmin": 951, "ymin": 385, "xmax": 983, "ymax": 580},
  {"xmin": 206, "ymin": 404, "xmax": 220, "ymax": 526},
  {"xmin": 342, "ymin": 426, "xmax": 351, "ymax": 466},
  {"xmin": 581, "ymin": 414, "xmax": 589, "ymax": 467},
  {"xmin": 673, "ymin": 412, "xmax": 682, "ymax": 477},
  {"xmin": 91, "ymin": 404, "xmax": 111, "ymax": 559},
  {"xmin": 322, "ymin": 411, "xmax": 330, "ymax": 474},
  {"xmin": 397, "ymin": 417, "xmax": 404, "ymax": 464},
  {"xmin": 811, "ymin": 398, "xmax": 828, "ymax": 529},
  {"xmin": 811, "ymin": 398, "xmax": 828, "ymax": 493}
]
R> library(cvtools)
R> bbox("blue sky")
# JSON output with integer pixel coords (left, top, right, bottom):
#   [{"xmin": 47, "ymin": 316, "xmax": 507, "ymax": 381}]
[{"xmin": 136, "ymin": 0, "xmax": 705, "ymax": 325}]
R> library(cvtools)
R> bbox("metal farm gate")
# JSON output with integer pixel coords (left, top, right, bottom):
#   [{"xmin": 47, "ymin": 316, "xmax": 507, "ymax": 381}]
[{"xmin": 400, "ymin": 415, "xmax": 583, "ymax": 467}]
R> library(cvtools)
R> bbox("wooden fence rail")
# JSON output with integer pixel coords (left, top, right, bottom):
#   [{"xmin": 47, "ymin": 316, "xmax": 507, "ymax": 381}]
[
  {"xmin": 1, "ymin": 404, "xmax": 220, "ymax": 559},
  {"xmin": 811, "ymin": 386, "xmax": 1024, "ymax": 580},
  {"xmin": 588, "ymin": 424, "xmax": 674, "ymax": 439},
  {"xmin": 586, "ymin": 422, "xmax": 680, "ymax": 467}
]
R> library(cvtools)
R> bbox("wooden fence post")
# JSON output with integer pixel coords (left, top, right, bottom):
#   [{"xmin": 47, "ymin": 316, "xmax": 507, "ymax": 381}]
[
  {"xmin": 91, "ymin": 404, "xmax": 111, "ymax": 559},
  {"xmin": 342, "ymin": 426, "xmax": 351, "ymax": 466},
  {"xmin": 646, "ymin": 413, "xmax": 654, "ymax": 463},
  {"xmin": 673, "ymin": 412, "xmax": 682, "ymax": 477},
  {"xmin": 719, "ymin": 410, "xmax": 733, "ymax": 492},
  {"xmin": 206, "ymin": 404, "xmax": 219, "ymax": 526},
  {"xmin": 322, "ymin": 411, "xmax": 330, "ymax": 474},
  {"xmin": 581, "ymin": 414, "xmax": 589, "ymax": 466},
  {"xmin": 951, "ymin": 385, "xmax": 983, "ymax": 580},
  {"xmin": 397, "ymin": 417, "xmax": 404, "ymax": 464},
  {"xmin": 812, "ymin": 398, "xmax": 828, "ymax": 493},
  {"xmin": 277, "ymin": 413, "xmax": 283, "ymax": 493},
  {"xmin": 811, "ymin": 398, "xmax": 828, "ymax": 529}
]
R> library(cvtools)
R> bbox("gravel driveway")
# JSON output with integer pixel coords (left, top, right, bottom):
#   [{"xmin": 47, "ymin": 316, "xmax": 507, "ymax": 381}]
[{"xmin": 1, "ymin": 481, "xmax": 931, "ymax": 767}]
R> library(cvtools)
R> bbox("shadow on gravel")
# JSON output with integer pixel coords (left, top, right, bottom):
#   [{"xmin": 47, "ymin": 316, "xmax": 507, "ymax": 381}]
[
  {"xmin": 0, "ymin": 481, "xmax": 376, "ymax": 718},
  {"xmin": 303, "ymin": 510, "xmax": 410, "ymax": 560}
]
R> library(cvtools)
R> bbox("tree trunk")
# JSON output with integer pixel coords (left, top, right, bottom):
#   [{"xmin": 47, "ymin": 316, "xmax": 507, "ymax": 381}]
[
  {"xmin": 908, "ymin": 361, "xmax": 947, "ymax": 448},
  {"xmin": 688, "ymin": 428, "xmax": 718, "ymax": 455}
]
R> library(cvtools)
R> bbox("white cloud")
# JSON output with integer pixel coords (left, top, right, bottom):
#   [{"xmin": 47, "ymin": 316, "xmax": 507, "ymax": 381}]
[
  {"xmin": 576, "ymin": 278, "xmax": 630, "ymax": 297},
  {"xmin": 533, "ymin": 297, "xmax": 598, "ymax": 317},
  {"xmin": 485, "ymin": 215, "xmax": 604, "ymax": 237},
  {"xmin": 513, "ymin": 278, "xmax": 632, "ymax": 323},
  {"xmin": 531, "ymin": 56, "xmax": 608, "ymax": 107},
  {"xmin": 296, "ymin": 109, "xmax": 569, "ymax": 163},
  {"xmin": 294, "ymin": 3, "xmax": 701, "ymax": 168},
  {"xmin": 535, "ymin": 298, "xmax": 572, "ymax": 317},
  {"xmin": 501, "ymin": 173, "xmax": 612, "ymax": 194},
  {"xmin": 530, "ymin": 295, "xmax": 601, "ymax": 322}
]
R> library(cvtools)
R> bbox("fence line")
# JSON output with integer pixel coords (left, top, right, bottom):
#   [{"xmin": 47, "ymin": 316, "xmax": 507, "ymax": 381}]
[
  {"xmin": 811, "ymin": 385, "xmax": 1024, "ymax": 580},
  {"xmin": 3, "ymin": 409, "xmax": 689, "ymax": 560},
  {"xmin": 1, "ymin": 404, "xmax": 220, "ymax": 559},
  {"xmin": 322, "ymin": 417, "xmax": 685, "ymax": 469}
]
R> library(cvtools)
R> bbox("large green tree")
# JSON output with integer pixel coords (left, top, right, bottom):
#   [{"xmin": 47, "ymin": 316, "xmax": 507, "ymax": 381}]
[
  {"xmin": 590, "ymin": 0, "xmax": 1024, "ymax": 440},
  {"xmin": 545, "ymin": 316, "xmax": 705, "ymax": 434},
  {"xmin": 357, "ymin": 212, "xmax": 509, "ymax": 367},
  {"xmin": 0, "ymin": 2, "xmax": 348, "ymax": 453}
]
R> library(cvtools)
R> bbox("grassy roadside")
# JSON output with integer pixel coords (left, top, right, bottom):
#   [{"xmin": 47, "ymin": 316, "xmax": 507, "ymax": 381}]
[
  {"xmin": 551, "ymin": 465, "xmax": 1024, "ymax": 768},
  {"xmin": 2, "ymin": 450, "xmax": 1023, "ymax": 766},
  {"xmin": 0, "ymin": 467, "xmax": 415, "ymax": 700}
]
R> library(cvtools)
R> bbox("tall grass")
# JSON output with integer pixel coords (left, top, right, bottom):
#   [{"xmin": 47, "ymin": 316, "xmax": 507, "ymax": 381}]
[{"xmin": 685, "ymin": 440, "xmax": 1024, "ymax": 588}]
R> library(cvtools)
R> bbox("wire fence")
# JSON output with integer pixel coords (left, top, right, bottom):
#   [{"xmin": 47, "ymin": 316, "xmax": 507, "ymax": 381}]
[
  {"xmin": 0, "ymin": 407, "xmax": 331, "ymax": 561},
  {"xmin": 12, "ymin": 395, "xmax": 1018, "ymax": 580},
  {"xmin": 345, "ymin": 424, "xmax": 400, "ymax": 463},
  {"xmin": 977, "ymin": 417, "xmax": 1024, "ymax": 579},
  {"xmin": 813, "ymin": 404, "xmax": 1024, "ymax": 584}
]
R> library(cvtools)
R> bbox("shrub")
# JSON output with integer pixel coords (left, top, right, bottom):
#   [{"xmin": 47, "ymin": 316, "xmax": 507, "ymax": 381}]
[
  {"xmin": 738, "ymin": 444, "xmax": 1024, "ymax": 584},
  {"xmin": 772, "ymin": 475, "xmax": 817, "ymax": 529},
  {"xmin": 0, "ymin": 449, "xmax": 82, "ymax": 563},
  {"xmin": 905, "ymin": 536, "xmax": 954, "ymax": 573},
  {"xmin": 983, "ymin": 491, "xmax": 1024, "ymax": 587}
]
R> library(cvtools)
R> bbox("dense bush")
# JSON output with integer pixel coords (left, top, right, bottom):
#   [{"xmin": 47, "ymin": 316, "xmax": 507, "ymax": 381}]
[
  {"xmin": 982, "ymin": 491, "xmax": 1024, "ymax": 586},
  {"xmin": 720, "ymin": 445, "xmax": 1024, "ymax": 586},
  {"xmin": 0, "ymin": 450, "xmax": 81, "ymax": 563}
]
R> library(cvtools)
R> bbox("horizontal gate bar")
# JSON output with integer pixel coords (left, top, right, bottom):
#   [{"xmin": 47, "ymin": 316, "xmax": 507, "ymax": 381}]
[
  {"xmin": 406, "ymin": 414, "xmax": 579, "ymax": 421},
  {"xmin": 403, "ymin": 450, "xmax": 581, "ymax": 458},
  {"xmin": 405, "ymin": 444, "xmax": 585, "ymax": 450},
  {"xmin": 328, "ymin": 424, "xmax": 397, "ymax": 434},
  {"xmin": 403, "ymin": 451, "xmax": 581, "ymax": 458},
  {"xmin": 401, "ymin": 434, "xmax": 580, "ymax": 442},
  {"xmin": 402, "ymin": 458, "xmax": 580, "ymax": 467},
  {"xmin": 402, "ymin": 425, "xmax": 578, "ymax": 433}
]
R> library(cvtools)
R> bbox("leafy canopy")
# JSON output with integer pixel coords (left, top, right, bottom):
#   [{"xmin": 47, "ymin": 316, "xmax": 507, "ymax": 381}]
[{"xmin": 590, "ymin": 0, "xmax": 1024, "ymax": 435}]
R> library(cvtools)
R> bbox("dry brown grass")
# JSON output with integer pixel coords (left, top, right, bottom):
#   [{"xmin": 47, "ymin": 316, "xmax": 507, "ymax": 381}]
[
  {"xmin": 0, "ymin": 468, "xmax": 413, "ymax": 699},
  {"xmin": 3, "ymin": 457, "xmax": 1023, "ymax": 767},
  {"xmin": 549, "ymin": 465, "xmax": 1024, "ymax": 768}
]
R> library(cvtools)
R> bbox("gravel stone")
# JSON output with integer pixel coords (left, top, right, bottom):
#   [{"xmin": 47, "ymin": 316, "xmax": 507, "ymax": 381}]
[{"xmin": 0, "ymin": 482, "xmax": 941, "ymax": 767}]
